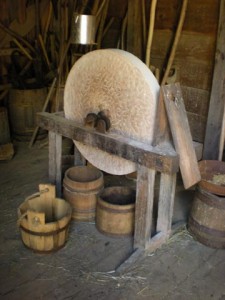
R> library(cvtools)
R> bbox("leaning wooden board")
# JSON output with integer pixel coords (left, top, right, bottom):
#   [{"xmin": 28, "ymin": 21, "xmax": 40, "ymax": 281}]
[{"xmin": 162, "ymin": 83, "xmax": 201, "ymax": 189}]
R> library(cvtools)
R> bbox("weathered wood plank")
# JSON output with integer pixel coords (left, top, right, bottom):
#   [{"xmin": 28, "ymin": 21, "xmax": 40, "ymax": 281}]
[
  {"xmin": 151, "ymin": 56, "xmax": 213, "ymax": 91},
  {"xmin": 178, "ymin": 58, "xmax": 213, "ymax": 92},
  {"xmin": 48, "ymin": 131, "xmax": 62, "ymax": 197},
  {"xmin": 152, "ymin": 30, "xmax": 216, "ymax": 62},
  {"xmin": 162, "ymin": 83, "xmax": 201, "ymax": 189},
  {"xmin": 134, "ymin": 166, "xmax": 156, "ymax": 249},
  {"xmin": 203, "ymin": 0, "xmax": 225, "ymax": 160},
  {"xmin": 49, "ymin": 132, "xmax": 56, "ymax": 183},
  {"xmin": 187, "ymin": 112, "xmax": 207, "ymax": 143},
  {"xmin": 37, "ymin": 112, "xmax": 179, "ymax": 174},
  {"xmin": 127, "ymin": 0, "xmax": 143, "ymax": 59},
  {"xmin": 116, "ymin": 248, "xmax": 144, "ymax": 274},
  {"xmin": 156, "ymin": 173, "xmax": 177, "ymax": 234},
  {"xmin": 155, "ymin": 0, "xmax": 219, "ymax": 34},
  {"xmin": 181, "ymin": 86, "xmax": 210, "ymax": 116},
  {"xmin": 192, "ymin": 141, "xmax": 203, "ymax": 161},
  {"xmin": 74, "ymin": 144, "xmax": 86, "ymax": 166},
  {"xmin": 153, "ymin": 89, "xmax": 172, "ymax": 146},
  {"xmin": 147, "ymin": 232, "xmax": 167, "ymax": 253}
]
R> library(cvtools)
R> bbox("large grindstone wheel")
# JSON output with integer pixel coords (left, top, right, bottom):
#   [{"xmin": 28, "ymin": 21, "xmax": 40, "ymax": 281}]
[{"xmin": 64, "ymin": 49, "xmax": 160, "ymax": 175}]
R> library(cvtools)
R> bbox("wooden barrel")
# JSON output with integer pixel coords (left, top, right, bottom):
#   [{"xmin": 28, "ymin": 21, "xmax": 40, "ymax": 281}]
[
  {"xmin": 96, "ymin": 186, "xmax": 136, "ymax": 237},
  {"xmin": 63, "ymin": 166, "xmax": 104, "ymax": 221},
  {"xmin": 0, "ymin": 107, "xmax": 11, "ymax": 144},
  {"xmin": 18, "ymin": 185, "xmax": 72, "ymax": 253},
  {"xmin": 8, "ymin": 88, "xmax": 47, "ymax": 140},
  {"xmin": 188, "ymin": 188, "xmax": 225, "ymax": 249},
  {"xmin": 198, "ymin": 160, "xmax": 225, "ymax": 196}
]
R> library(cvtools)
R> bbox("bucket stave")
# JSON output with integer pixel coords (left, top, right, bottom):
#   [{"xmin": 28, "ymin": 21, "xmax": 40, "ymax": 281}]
[
  {"xmin": 96, "ymin": 186, "xmax": 136, "ymax": 237},
  {"xmin": 63, "ymin": 166, "xmax": 104, "ymax": 221},
  {"xmin": 188, "ymin": 188, "xmax": 225, "ymax": 249},
  {"xmin": 18, "ymin": 184, "xmax": 72, "ymax": 253}
]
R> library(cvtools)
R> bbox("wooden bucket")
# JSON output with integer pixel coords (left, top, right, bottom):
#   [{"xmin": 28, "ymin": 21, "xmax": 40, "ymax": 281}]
[
  {"xmin": 17, "ymin": 184, "xmax": 72, "ymax": 253},
  {"xmin": 0, "ymin": 107, "xmax": 11, "ymax": 145},
  {"xmin": 63, "ymin": 166, "xmax": 104, "ymax": 221},
  {"xmin": 8, "ymin": 88, "xmax": 47, "ymax": 141},
  {"xmin": 188, "ymin": 188, "xmax": 225, "ymax": 249},
  {"xmin": 198, "ymin": 160, "xmax": 225, "ymax": 196},
  {"xmin": 96, "ymin": 186, "xmax": 136, "ymax": 237}
]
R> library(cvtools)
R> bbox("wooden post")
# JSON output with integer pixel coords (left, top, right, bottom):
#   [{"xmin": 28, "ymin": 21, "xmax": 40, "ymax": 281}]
[
  {"xmin": 152, "ymin": 89, "xmax": 171, "ymax": 146},
  {"xmin": 134, "ymin": 165, "xmax": 156, "ymax": 249},
  {"xmin": 127, "ymin": 0, "xmax": 143, "ymax": 59},
  {"xmin": 156, "ymin": 173, "xmax": 177, "ymax": 234},
  {"xmin": 74, "ymin": 144, "xmax": 86, "ymax": 166},
  {"xmin": 49, "ymin": 132, "xmax": 62, "ymax": 196},
  {"xmin": 203, "ymin": 0, "xmax": 225, "ymax": 159}
]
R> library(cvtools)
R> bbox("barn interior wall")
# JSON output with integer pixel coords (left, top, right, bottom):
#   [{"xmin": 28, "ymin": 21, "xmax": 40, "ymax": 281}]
[{"xmin": 0, "ymin": 0, "xmax": 220, "ymax": 143}]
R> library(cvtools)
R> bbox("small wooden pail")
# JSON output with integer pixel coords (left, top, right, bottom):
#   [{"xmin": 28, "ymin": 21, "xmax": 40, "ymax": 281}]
[
  {"xmin": 96, "ymin": 186, "xmax": 136, "ymax": 237},
  {"xmin": 63, "ymin": 166, "xmax": 104, "ymax": 221},
  {"xmin": 188, "ymin": 188, "xmax": 225, "ymax": 249},
  {"xmin": 17, "ymin": 184, "xmax": 72, "ymax": 253},
  {"xmin": 198, "ymin": 160, "xmax": 225, "ymax": 196}
]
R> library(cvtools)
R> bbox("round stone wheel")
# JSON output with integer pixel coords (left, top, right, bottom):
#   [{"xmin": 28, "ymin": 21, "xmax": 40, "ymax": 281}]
[{"xmin": 64, "ymin": 49, "xmax": 160, "ymax": 175}]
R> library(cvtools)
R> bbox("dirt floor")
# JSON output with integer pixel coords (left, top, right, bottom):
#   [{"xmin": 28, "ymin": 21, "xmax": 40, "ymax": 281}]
[{"xmin": 0, "ymin": 141, "xmax": 225, "ymax": 300}]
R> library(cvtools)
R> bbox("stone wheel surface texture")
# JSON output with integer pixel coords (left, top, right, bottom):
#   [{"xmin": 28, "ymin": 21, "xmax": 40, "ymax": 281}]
[{"xmin": 64, "ymin": 49, "xmax": 160, "ymax": 175}]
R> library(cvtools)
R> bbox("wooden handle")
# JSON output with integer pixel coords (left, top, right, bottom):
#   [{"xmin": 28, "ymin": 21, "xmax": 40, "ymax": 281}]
[
  {"xmin": 27, "ymin": 210, "xmax": 45, "ymax": 227},
  {"xmin": 145, "ymin": 0, "xmax": 157, "ymax": 68},
  {"xmin": 161, "ymin": 0, "xmax": 188, "ymax": 85},
  {"xmin": 17, "ymin": 211, "xmax": 28, "ymax": 227}
]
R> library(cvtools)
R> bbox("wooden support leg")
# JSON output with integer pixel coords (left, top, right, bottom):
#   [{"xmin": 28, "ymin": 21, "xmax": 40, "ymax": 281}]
[
  {"xmin": 74, "ymin": 143, "xmax": 86, "ymax": 166},
  {"xmin": 156, "ymin": 173, "xmax": 177, "ymax": 235},
  {"xmin": 49, "ymin": 131, "xmax": 62, "ymax": 197},
  {"xmin": 118, "ymin": 171, "xmax": 177, "ymax": 272},
  {"xmin": 146, "ymin": 172, "xmax": 177, "ymax": 252},
  {"xmin": 134, "ymin": 165, "xmax": 156, "ymax": 250}
]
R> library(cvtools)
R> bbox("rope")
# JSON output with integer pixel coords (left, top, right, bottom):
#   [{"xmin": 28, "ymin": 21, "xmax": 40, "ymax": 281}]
[{"xmin": 17, "ymin": 188, "xmax": 49, "ymax": 226}]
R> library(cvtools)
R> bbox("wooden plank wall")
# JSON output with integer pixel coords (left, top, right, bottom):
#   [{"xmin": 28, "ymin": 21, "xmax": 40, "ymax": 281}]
[
  {"xmin": 151, "ymin": 0, "xmax": 220, "ymax": 143},
  {"xmin": 1, "ymin": 0, "xmax": 220, "ymax": 145},
  {"xmin": 104, "ymin": 0, "xmax": 219, "ymax": 143},
  {"xmin": 203, "ymin": 0, "xmax": 225, "ymax": 159}
]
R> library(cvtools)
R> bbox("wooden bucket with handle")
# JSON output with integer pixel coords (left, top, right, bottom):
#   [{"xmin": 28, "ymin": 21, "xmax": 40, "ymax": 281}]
[{"xmin": 17, "ymin": 184, "xmax": 72, "ymax": 253}]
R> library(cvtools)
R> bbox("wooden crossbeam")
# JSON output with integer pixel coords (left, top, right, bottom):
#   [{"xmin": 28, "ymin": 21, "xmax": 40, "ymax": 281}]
[{"xmin": 37, "ymin": 112, "xmax": 179, "ymax": 174}]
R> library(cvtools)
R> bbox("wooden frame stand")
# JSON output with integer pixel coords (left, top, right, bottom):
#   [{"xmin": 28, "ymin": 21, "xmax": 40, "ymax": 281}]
[{"xmin": 36, "ymin": 83, "xmax": 202, "ymax": 270}]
